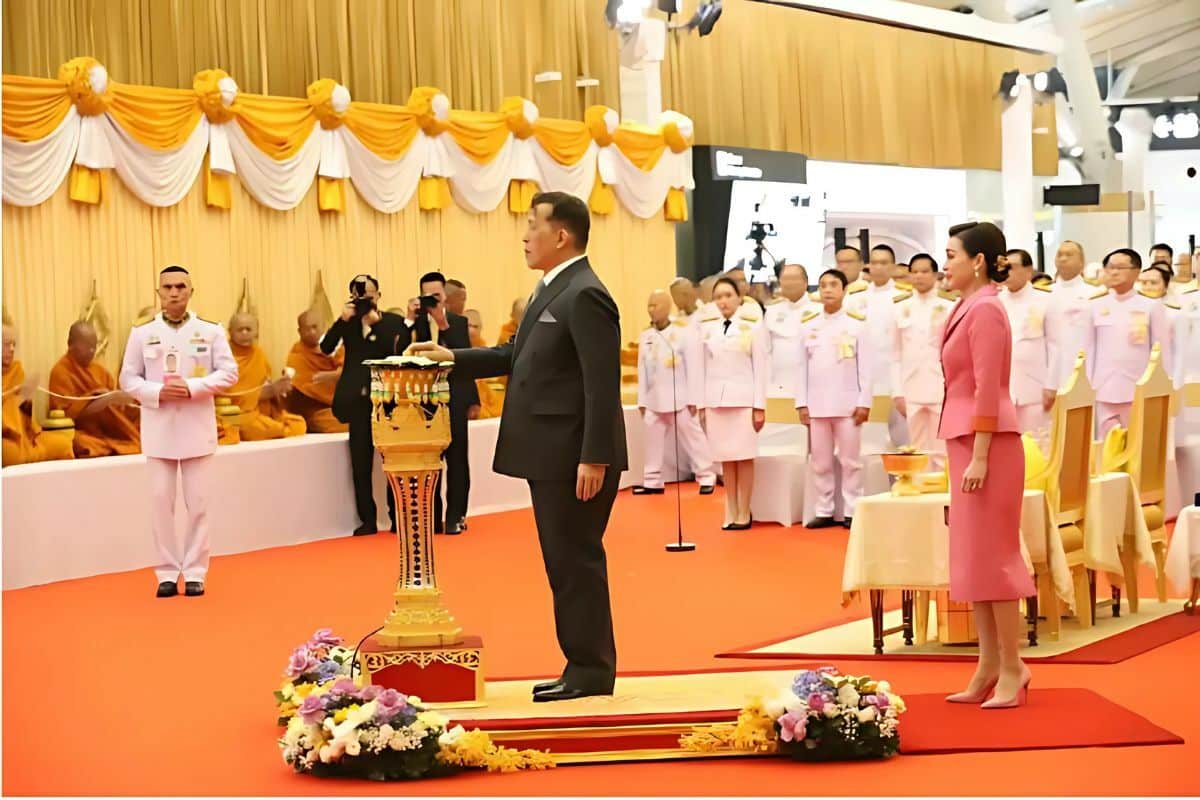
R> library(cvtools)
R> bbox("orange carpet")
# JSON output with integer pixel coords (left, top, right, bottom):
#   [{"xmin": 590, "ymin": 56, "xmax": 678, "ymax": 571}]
[{"xmin": 3, "ymin": 486, "xmax": 1199, "ymax": 796}]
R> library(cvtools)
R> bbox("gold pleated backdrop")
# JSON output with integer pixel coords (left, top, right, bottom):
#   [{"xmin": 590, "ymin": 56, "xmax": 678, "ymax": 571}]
[
  {"xmin": 661, "ymin": 0, "xmax": 1058, "ymax": 174},
  {"xmin": 2, "ymin": 179, "xmax": 674, "ymax": 381}
]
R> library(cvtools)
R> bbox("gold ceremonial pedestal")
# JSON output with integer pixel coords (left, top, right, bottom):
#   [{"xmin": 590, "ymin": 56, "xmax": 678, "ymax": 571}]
[
  {"xmin": 880, "ymin": 451, "xmax": 930, "ymax": 497},
  {"xmin": 357, "ymin": 357, "xmax": 483, "ymax": 707}
]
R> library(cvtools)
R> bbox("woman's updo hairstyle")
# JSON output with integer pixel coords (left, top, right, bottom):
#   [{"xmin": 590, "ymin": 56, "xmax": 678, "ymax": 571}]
[{"xmin": 948, "ymin": 221, "xmax": 1010, "ymax": 283}]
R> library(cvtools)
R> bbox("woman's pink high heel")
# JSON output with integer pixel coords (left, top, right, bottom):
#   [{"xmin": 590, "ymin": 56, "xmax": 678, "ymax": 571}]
[
  {"xmin": 982, "ymin": 670, "xmax": 1031, "ymax": 709},
  {"xmin": 945, "ymin": 677, "xmax": 998, "ymax": 704}
]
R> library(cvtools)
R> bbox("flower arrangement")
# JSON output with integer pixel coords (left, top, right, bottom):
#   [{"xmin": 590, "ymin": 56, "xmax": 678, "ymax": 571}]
[
  {"xmin": 681, "ymin": 667, "xmax": 905, "ymax": 762},
  {"xmin": 275, "ymin": 628, "xmax": 355, "ymax": 724},
  {"xmin": 276, "ymin": 630, "xmax": 554, "ymax": 780}
]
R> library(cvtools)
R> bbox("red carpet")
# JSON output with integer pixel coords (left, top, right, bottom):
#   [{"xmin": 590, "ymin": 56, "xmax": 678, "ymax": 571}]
[
  {"xmin": 717, "ymin": 605, "xmax": 1200, "ymax": 664},
  {"xmin": 4, "ymin": 487, "xmax": 1200, "ymax": 795},
  {"xmin": 899, "ymin": 688, "xmax": 1184, "ymax": 755}
]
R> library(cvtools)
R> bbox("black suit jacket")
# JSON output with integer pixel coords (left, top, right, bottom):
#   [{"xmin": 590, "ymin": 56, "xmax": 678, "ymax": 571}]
[
  {"xmin": 405, "ymin": 312, "xmax": 480, "ymax": 409},
  {"xmin": 452, "ymin": 257, "xmax": 627, "ymax": 481},
  {"xmin": 320, "ymin": 311, "xmax": 407, "ymax": 422}
]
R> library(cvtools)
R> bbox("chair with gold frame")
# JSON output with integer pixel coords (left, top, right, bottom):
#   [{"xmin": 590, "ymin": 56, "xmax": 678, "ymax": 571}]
[
  {"xmin": 1108, "ymin": 344, "xmax": 1173, "ymax": 613},
  {"xmin": 1025, "ymin": 352, "xmax": 1096, "ymax": 635}
]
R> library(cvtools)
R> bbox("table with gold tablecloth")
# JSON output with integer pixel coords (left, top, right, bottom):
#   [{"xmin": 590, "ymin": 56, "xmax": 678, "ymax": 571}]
[{"xmin": 1165, "ymin": 506, "xmax": 1199, "ymax": 593}]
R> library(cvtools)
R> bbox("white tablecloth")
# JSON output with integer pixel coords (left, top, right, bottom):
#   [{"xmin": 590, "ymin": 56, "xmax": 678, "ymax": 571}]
[
  {"xmin": 1165, "ymin": 506, "xmax": 1200, "ymax": 592},
  {"xmin": 1084, "ymin": 472, "xmax": 1156, "ymax": 578},
  {"xmin": 2, "ymin": 407, "xmax": 643, "ymax": 589}
]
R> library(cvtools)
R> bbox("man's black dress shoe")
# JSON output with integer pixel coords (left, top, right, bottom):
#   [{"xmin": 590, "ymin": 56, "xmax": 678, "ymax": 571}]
[
  {"xmin": 841, "ymin": 517, "xmax": 853, "ymax": 529},
  {"xmin": 532, "ymin": 679, "xmax": 565, "ymax": 694},
  {"xmin": 352, "ymin": 525, "xmax": 377, "ymax": 537},
  {"xmin": 445, "ymin": 518, "xmax": 466, "ymax": 535},
  {"xmin": 631, "ymin": 486, "xmax": 665, "ymax": 495},
  {"xmin": 156, "ymin": 581, "xmax": 178, "ymax": 598},
  {"xmin": 532, "ymin": 684, "xmax": 613, "ymax": 703},
  {"xmin": 806, "ymin": 517, "xmax": 838, "ymax": 529},
  {"xmin": 185, "ymin": 581, "xmax": 205, "ymax": 597},
  {"xmin": 699, "ymin": 485, "xmax": 715, "ymax": 495}
]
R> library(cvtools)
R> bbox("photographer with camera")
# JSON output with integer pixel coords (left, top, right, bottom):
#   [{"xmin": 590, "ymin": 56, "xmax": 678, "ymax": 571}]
[
  {"xmin": 321, "ymin": 274, "xmax": 407, "ymax": 536},
  {"xmin": 401, "ymin": 271, "xmax": 479, "ymax": 535}
]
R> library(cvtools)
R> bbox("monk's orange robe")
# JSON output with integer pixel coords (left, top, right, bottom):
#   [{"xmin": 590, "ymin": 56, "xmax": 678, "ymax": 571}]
[
  {"xmin": 2, "ymin": 361, "xmax": 74, "ymax": 466},
  {"xmin": 285, "ymin": 341, "xmax": 348, "ymax": 434},
  {"xmin": 226, "ymin": 343, "xmax": 306, "ymax": 441},
  {"xmin": 48, "ymin": 354, "xmax": 140, "ymax": 457},
  {"xmin": 467, "ymin": 330, "xmax": 505, "ymax": 419}
]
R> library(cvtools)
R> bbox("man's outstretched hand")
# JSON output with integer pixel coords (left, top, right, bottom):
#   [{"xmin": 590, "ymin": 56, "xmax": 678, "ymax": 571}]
[{"xmin": 405, "ymin": 342, "xmax": 455, "ymax": 362}]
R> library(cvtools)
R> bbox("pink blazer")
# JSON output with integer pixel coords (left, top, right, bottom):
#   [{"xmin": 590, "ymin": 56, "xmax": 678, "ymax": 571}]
[{"xmin": 938, "ymin": 284, "xmax": 1020, "ymax": 440}]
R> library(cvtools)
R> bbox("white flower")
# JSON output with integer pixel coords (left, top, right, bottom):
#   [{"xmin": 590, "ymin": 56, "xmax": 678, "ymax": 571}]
[
  {"xmin": 764, "ymin": 697, "xmax": 785, "ymax": 719},
  {"xmin": 857, "ymin": 707, "xmax": 877, "ymax": 723},
  {"xmin": 283, "ymin": 717, "xmax": 306, "ymax": 746},
  {"xmin": 876, "ymin": 681, "xmax": 891, "ymax": 693},
  {"xmin": 417, "ymin": 710, "xmax": 447, "ymax": 729},
  {"xmin": 837, "ymin": 685, "xmax": 860, "ymax": 707},
  {"xmin": 379, "ymin": 723, "xmax": 395, "ymax": 740},
  {"xmin": 438, "ymin": 724, "xmax": 466, "ymax": 747},
  {"xmin": 823, "ymin": 703, "xmax": 839, "ymax": 718},
  {"xmin": 407, "ymin": 695, "xmax": 424, "ymax": 706},
  {"xmin": 783, "ymin": 694, "xmax": 808, "ymax": 716},
  {"xmin": 345, "ymin": 738, "xmax": 361, "ymax": 757}
]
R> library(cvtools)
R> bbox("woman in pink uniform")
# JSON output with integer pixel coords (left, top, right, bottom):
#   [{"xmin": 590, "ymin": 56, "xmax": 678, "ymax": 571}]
[{"xmin": 939, "ymin": 221, "xmax": 1036, "ymax": 709}]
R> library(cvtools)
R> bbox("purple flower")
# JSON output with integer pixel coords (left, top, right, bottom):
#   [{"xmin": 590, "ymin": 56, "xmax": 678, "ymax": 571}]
[
  {"xmin": 874, "ymin": 693, "xmax": 890, "ymax": 709},
  {"xmin": 298, "ymin": 694, "xmax": 326, "ymax": 725},
  {"xmin": 286, "ymin": 647, "xmax": 320, "ymax": 679},
  {"xmin": 307, "ymin": 628, "xmax": 342, "ymax": 649},
  {"xmin": 357, "ymin": 685, "xmax": 382, "ymax": 702},
  {"xmin": 314, "ymin": 661, "xmax": 343, "ymax": 681},
  {"xmin": 807, "ymin": 692, "xmax": 829, "ymax": 711},
  {"xmin": 778, "ymin": 712, "xmax": 807, "ymax": 743},
  {"xmin": 330, "ymin": 678, "xmax": 358, "ymax": 697},
  {"xmin": 373, "ymin": 688, "xmax": 409, "ymax": 722}
]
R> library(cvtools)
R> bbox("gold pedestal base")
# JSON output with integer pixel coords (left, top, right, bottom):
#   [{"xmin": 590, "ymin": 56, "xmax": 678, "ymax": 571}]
[
  {"xmin": 376, "ymin": 587, "xmax": 464, "ymax": 648},
  {"xmin": 889, "ymin": 474, "xmax": 922, "ymax": 497}
]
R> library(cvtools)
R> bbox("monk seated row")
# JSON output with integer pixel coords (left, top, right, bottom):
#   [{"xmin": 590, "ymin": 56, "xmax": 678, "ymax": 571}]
[
  {"xmin": 226, "ymin": 313, "xmax": 307, "ymax": 440},
  {"xmin": 285, "ymin": 310, "xmax": 348, "ymax": 434},
  {"xmin": 49, "ymin": 321, "xmax": 141, "ymax": 457},
  {"xmin": 2, "ymin": 322, "xmax": 74, "ymax": 466}
]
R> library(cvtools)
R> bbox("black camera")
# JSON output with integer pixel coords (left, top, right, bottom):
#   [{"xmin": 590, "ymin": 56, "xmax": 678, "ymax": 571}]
[
  {"xmin": 349, "ymin": 277, "xmax": 376, "ymax": 317},
  {"xmin": 414, "ymin": 294, "xmax": 440, "ymax": 315}
]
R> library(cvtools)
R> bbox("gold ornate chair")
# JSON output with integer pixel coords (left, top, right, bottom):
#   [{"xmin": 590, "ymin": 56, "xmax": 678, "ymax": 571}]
[
  {"xmin": 1108, "ymin": 344, "xmax": 1173, "ymax": 612},
  {"xmin": 1025, "ymin": 353, "xmax": 1096, "ymax": 634}
]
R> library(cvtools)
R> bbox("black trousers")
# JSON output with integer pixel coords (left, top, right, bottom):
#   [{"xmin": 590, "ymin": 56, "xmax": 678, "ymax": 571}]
[
  {"xmin": 434, "ymin": 401, "xmax": 471, "ymax": 526},
  {"xmin": 347, "ymin": 404, "xmax": 395, "ymax": 532},
  {"xmin": 527, "ymin": 469, "xmax": 620, "ymax": 691}
]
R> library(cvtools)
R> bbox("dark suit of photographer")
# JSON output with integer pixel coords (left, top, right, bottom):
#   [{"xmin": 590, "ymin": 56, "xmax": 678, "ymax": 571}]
[
  {"xmin": 321, "ymin": 275, "xmax": 407, "ymax": 536},
  {"xmin": 401, "ymin": 273, "xmax": 479, "ymax": 535}
]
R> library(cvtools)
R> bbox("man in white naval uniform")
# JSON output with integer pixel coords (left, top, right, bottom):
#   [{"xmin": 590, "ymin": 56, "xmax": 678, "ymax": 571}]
[
  {"xmin": 634, "ymin": 289, "xmax": 716, "ymax": 495},
  {"xmin": 120, "ymin": 266, "xmax": 237, "ymax": 598},
  {"xmin": 1000, "ymin": 248, "xmax": 1059, "ymax": 446},
  {"xmin": 1048, "ymin": 240, "xmax": 1103, "ymax": 391},
  {"xmin": 847, "ymin": 244, "xmax": 911, "ymax": 448},
  {"xmin": 764, "ymin": 263, "xmax": 814, "ymax": 397}
]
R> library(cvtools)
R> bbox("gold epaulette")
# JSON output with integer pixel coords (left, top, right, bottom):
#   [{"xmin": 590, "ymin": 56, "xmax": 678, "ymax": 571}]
[
  {"xmin": 671, "ymin": 317, "xmax": 689, "ymax": 327},
  {"xmin": 1165, "ymin": 301, "xmax": 1182, "ymax": 311},
  {"xmin": 1090, "ymin": 289, "xmax": 1109, "ymax": 300},
  {"xmin": 847, "ymin": 282, "xmax": 867, "ymax": 294},
  {"xmin": 133, "ymin": 315, "xmax": 155, "ymax": 327},
  {"xmin": 893, "ymin": 291, "xmax": 913, "ymax": 303},
  {"xmin": 895, "ymin": 280, "xmax": 913, "ymax": 291},
  {"xmin": 699, "ymin": 311, "xmax": 721, "ymax": 323},
  {"xmin": 1033, "ymin": 283, "xmax": 1052, "ymax": 292},
  {"xmin": 765, "ymin": 297, "xmax": 784, "ymax": 306},
  {"xmin": 847, "ymin": 310, "xmax": 866, "ymax": 321},
  {"xmin": 801, "ymin": 310, "xmax": 820, "ymax": 323},
  {"xmin": 938, "ymin": 289, "xmax": 960, "ymax": 301},
  {"xmin": 737, "ymin": 307, "xmax": 762, "ymax": 323},
  {"xmin": 1183, "ymin": 286, "xmax": 1199, "ymax": 295},
  {"xmin": 197, "ymin": 317, "xmax": 221, "ymax": 326},
  {"xmin": 1083, "ymin": 276, "xmax": 1101, "ymax": 286},
  {"xmin": 1137, "ymin": 289, "xmax": 1164, "ymax": 300}
]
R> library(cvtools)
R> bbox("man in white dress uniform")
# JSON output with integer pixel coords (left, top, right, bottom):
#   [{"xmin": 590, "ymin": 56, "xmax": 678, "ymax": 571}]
[
  {"xmin": 120, "ymin": 266, "xmax": 237, "ymax": 598},
  {"xmin": 1000, "ymin": 248, "xmax": 1059, "ymax": 445}
]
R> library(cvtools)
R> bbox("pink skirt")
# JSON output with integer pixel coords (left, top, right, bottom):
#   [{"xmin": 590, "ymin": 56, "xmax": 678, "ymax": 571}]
[
  {"xmin": 946, "ymin": 432, "xmax": 1036, "ymax": 602},
  {"xmin": 704, "ymin": 407, "xmax": 758, "ymax": 462}
]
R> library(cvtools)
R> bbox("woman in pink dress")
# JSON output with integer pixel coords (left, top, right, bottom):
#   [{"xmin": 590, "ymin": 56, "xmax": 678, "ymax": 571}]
[{"xmin": 939, "ymin": 221, "xmax": 1036, "ymax": 709}]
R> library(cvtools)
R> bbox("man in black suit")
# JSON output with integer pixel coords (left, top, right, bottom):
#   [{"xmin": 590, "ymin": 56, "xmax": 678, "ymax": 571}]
[
  {"xmin": 404, "ymin": 272, "xmax": 480, "ymax": 535},
  {"xmin": 409, "ymin": 192, "xmax": 626, "ymax": 702},
  {"xmin": 321, "ymin": 275, "xmax": 407, "ymax": 536}
]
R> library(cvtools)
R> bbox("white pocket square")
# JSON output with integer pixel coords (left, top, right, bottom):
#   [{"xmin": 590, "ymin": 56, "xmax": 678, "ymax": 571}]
[{"xmin": 537, "ymin": 309, "xmax": 557, "ymax": 323}]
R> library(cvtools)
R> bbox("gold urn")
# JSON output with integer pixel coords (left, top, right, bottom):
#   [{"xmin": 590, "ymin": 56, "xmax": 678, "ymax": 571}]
[
  {"xmin": 880, "ymin": 448, "xmax": 930, "ymax": 497},
  {"xmin": 365, "ymin": 356, "xmax": 463, "ymax": 648}
]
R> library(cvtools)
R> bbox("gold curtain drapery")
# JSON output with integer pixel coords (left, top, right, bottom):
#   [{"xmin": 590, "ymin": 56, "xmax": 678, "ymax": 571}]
[{"xmin": 2, "ymin": 177, "xmax": 675, "ymax": 386}]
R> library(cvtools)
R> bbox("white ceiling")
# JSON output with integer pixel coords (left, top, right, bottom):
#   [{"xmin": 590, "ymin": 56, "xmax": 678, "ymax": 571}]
[{"xmin": 901, "ymin": 0, "xmax": 1200, "ymax": 98}]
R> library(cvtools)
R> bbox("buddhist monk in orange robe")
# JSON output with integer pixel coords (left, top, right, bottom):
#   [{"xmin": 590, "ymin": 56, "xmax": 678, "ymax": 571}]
[
  {"xmin": 48, "ymin": 320, "xmax": 140, "ymax": 457},
  {"xmin": 2, "ymin": 323, "xmax": 74, "ymax": 466},
  {"xmin": 496, "ymin": 296, "xmax": 527, "ymax": 346},
  {"xmin": 285, "ymin": 310, "xmax": 348, "ymax": 434},
  {"xmin": 225, "ymin": 313, "xmax": 306, "ymax": 440},
  {"xmin": 465, "ymin": 309, "xmax": 505, "ymax": 419}
]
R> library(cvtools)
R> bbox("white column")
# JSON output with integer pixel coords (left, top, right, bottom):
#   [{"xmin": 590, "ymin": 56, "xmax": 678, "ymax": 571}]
[
  {"xmin": 1114, "ymin": 108, "xmax": 1154, "ymax": 194},
  {"xmin": 617, "ymin": 18, "xmax": 666, "ymax": 126},
  {"xmin": 1001, "ymin": 83, "xmax": 1035, "ymax": 255}
]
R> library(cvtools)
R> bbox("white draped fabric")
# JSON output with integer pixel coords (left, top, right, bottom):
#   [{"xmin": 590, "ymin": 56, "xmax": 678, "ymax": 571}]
[
  {"xmin": 2, "ymin": 107, "xmax": 692, "ymax": 217},
  {"xmin": 1, "ymin": 107, "xmax": 80, "ymax": 206}
]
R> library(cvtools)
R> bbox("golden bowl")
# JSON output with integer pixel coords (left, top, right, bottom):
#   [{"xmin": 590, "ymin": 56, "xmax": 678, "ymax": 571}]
[{"xmin": 880, "ymin": 451, "xmax": 930, "ymax": 497}]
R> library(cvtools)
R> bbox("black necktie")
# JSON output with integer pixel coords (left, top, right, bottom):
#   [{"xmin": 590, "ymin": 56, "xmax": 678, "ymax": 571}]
[{"xmin": 723, "ymin": 319, "xmax": 732, "ymax": 335}]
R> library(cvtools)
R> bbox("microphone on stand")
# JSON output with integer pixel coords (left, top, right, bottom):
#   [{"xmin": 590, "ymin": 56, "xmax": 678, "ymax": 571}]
[{"xmin": 655, "ymin": 326, "xmax": 696, "ymax": 552}]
